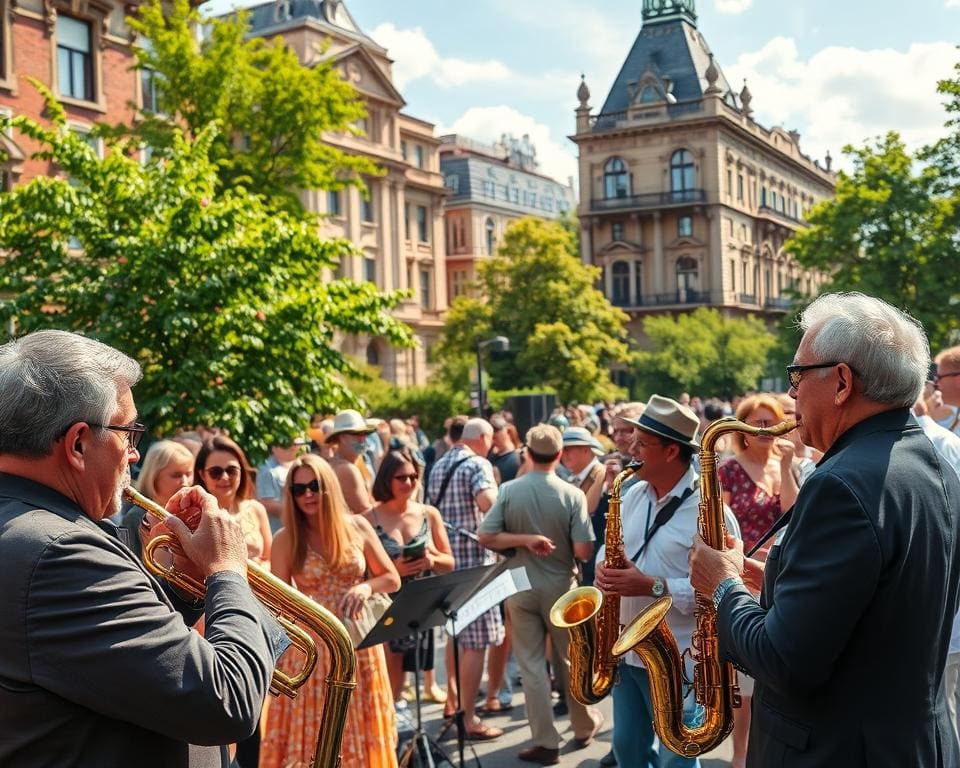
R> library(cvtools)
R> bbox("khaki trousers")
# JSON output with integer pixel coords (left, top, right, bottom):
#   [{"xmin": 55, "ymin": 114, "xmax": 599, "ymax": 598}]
[{"xmin": 507, "ymin": 583, "xmax": 596, "ymax": 749}]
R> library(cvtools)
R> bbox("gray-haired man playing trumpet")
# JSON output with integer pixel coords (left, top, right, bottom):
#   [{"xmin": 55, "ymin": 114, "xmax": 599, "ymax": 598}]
[{"xmin": 0, "ymin": 329, "xmax": 288, "ymax": 768}]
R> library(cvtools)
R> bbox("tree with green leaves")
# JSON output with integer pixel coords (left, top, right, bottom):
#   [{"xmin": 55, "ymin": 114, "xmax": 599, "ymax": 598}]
[
  {"xmin": 786, "ymin": 131, "xmax": 958, "ymax": 350},
  {"xmin": 114, "ymin": 0, "xmax": 378, "ymax": 213},
  {"xmin": 635, "ymin": 308, "xmax": 776, "ymax": 397},
  {"xmin": 435, "ymin": 217, "xmax": 632, "ymax": 403},
  {"xmin": 0, "ymin": 91, "xmax": 411, "ymax": 462}
]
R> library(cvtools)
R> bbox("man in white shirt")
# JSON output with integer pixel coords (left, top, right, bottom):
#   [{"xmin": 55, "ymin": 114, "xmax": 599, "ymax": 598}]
[
  {"xmin": 916, "ymin": 387, "xmax": 960, "ymax": 748},
  {"xmin": 595, "ymin": 395, "xmax": 739, "ymax": 768}
]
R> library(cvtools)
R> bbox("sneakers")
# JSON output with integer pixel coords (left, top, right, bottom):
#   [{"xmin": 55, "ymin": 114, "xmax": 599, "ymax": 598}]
[{"xmin": 394, "ymin": 700, "xmax": 415, "ymax": 734}]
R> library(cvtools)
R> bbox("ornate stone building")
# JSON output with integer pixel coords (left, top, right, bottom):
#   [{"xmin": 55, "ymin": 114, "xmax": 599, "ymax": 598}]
[
  {"xmin": 244, "ymin": 0, "xmax": 447, "ymax": 386},
  {"xmin": 440, "ymin": 133, "xmax": 576, "ymax": 302},
  {"xmin": 574, "ymin": 0, "xmax": 834, "ymax": 346}
]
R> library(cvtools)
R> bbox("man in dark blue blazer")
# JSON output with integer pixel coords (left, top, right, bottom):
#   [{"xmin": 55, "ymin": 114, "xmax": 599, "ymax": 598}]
[
  {"xmin": 0, "ymin": 330, "xmax": 290, "ymax": 767},
  {"xmin": 691, "ymin": 292, "xmax": 960, "ymax": 767}
]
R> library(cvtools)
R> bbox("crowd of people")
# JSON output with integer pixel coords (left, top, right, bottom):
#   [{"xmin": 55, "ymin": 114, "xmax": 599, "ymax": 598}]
[{"xmin": 3, "ymin": 291, "xmax": 960, "ymax": 768}]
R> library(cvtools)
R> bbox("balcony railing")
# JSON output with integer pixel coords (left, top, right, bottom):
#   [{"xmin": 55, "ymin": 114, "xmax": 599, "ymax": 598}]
[
  {"xmin": 608, "ymin": 290, "xmax": 795, "ymax": 311},
  {"xmin": 757, "ymin": 204, "xmax": 805, "ymax": 227},
  {"xmin": 738, "ymin": 293, "xmax": 757, "ymax": 305},
  {"xmin": 764, "ymin": 297, "xmax": 793, "ymax": 310},
  {"xmin": 591, "ymin": 188, "xmax": 706, "ymax": 213}
]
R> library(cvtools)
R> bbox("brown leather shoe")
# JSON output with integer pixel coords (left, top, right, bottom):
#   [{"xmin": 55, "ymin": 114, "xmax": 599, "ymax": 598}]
[{"xmin": 518, "ymin": 745, "xmax": 560, "ymax": 765}]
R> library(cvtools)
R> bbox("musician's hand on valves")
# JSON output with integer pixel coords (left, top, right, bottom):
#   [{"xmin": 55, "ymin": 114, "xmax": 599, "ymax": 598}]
[
  {"xmin": 159, "ymin": 486, "xmax": 247, "ymax": 578},
  {"xmin": 688, "ymin": 533, "xmax": 743, "ymax": 595},
  {"xmin": 595, "ymin": 561, "xmax": 648, "ymax": 597}
]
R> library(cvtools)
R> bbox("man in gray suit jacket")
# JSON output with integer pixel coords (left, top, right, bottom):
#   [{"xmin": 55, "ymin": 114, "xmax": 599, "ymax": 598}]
[
  {"xmin": 691, "ymin": 293, "xmax": 960, "ymax": 767},
  {"xmin": 0, "ymin": 330, "xmax": 289, "ymax": 767}
]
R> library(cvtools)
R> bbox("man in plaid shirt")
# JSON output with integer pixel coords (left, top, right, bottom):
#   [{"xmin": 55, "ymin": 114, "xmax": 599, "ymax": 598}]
[{"xmin": 428, "ymin": 417, "xmax": 504, "ymax": 740}]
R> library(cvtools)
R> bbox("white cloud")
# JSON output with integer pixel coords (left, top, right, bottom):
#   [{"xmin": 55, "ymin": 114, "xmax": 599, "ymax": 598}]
[
  {"xmin": 441, "ymin": 106, "xmax": 578, "ymax": 185},
  {"xmin": 947, "ymin": 0, "xmax": 960, "ymax": 8},
  {"xmin": 715, "ymin": 0, "xmax": 753, "ymax": 13},
  {"xmin": 724, "ymin": 38, "xmax": 956, "ymax": 168},
  {"xmin": 370, "ymin": 23, "xmax": 511, "ymax": 89}
]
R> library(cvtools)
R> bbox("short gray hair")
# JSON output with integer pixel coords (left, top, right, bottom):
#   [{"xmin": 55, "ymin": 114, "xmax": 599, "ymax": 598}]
[
  {"xmin": 0, "ymin": 330, "xmax": 142, "ymax": 457},
  {"xmin": 462, "ymin": 417, "xmax": 493, "ymax": 441},
  {"xmin": 799, "ymin": 292, "xmax": 929, "ymax": 407}
]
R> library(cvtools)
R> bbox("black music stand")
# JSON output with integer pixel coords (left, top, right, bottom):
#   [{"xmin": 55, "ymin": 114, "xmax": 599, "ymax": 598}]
[{"xmin": 360, "ymin": 564, "xmax": 498, "ymax": 768}]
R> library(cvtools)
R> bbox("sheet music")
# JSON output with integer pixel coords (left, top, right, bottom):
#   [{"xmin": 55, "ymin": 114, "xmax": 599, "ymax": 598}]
[{"xmin": 445, "ymin": 567, "xmax": 531, "ymax": 636}]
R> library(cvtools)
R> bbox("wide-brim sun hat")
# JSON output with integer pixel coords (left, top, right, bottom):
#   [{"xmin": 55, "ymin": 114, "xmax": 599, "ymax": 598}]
[
  {"xmin": 619, "ymin": 394, "xmax": 700, "ymax": 452},
  {"xmin": 325, "ymin": 409, "xmax": 375, "ymax": 443}
]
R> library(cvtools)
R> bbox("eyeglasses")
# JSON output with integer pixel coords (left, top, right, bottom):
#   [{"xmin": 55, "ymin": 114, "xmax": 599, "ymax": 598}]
[
  {"xmin": 392, "ymin": 473, "xmax": 418, "ymax": 483},
  {"xmin": 632, "ymin": 437, "xmax": 669, "ymax": 450},
  {"xmin": 933, "ymin": 371, "xmax": 960, "ymax": 384},
  {"xmin": 89, "ymin": 421, "xmax": 147, "ymax": 452},
  {"xmin": 292, "ymin": 479, "xmax": 321, "ymax": 497},
  {"xmin": 786, "ymin": 362, "xmax": 846, "ymax": 389},
  {"xmin": 203, "ymin": 465, "xmax": 242, "ymax": 481}
]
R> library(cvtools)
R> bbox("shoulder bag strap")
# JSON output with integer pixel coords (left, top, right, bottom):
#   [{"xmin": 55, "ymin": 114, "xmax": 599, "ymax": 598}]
[
  {"xmin": 429, "ymin": 455, "xmax": 472, "ymax": 508},
  {"xmin": 630, "ymin": 486, "xmax": 695, "ymax": 563}
]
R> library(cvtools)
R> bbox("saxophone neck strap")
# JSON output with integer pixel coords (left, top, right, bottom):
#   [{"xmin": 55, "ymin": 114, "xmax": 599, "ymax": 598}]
[{"xmin": 630, "ymin": 486, "xmax": 695, "ymax": 563}]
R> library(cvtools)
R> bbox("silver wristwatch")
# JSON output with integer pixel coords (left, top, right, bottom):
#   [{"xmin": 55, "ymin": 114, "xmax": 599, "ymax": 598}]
[{"xmin": 651, "ymin": 576, "xmax": 666, "ymax": 598}]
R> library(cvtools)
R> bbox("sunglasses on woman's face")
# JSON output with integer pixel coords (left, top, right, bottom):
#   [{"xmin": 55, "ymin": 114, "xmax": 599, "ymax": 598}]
[
  {"xmin": 204, "ymin": 465, "xmax": 241, "ymax": 481},
  {"xmin": 392, "ymin": 473, "xmax": 418, "ymax": 484},
  {"xmin": 292, "ymin": 479, "xmax": 321, "ymax": 497}
]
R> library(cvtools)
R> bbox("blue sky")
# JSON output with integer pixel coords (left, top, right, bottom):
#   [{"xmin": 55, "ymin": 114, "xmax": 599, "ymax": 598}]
[{"xmin": 200, "ymin": 0, "xmax": 960, "ymax": 182}]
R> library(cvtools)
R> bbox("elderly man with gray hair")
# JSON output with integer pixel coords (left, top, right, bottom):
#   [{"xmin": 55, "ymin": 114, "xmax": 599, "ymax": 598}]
[
  {"xmin": 691, "ymin": 293, "xmax": 960, "ymax": 768},
  {"xmin": 0, "ymin": 330, "xmax": 288, "ymax": 768}
]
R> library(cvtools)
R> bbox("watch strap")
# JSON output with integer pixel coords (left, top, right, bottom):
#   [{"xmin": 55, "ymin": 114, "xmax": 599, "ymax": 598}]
[{"xmin": 713, "ymin": 576, "xmax": 741, "ymax": 611}]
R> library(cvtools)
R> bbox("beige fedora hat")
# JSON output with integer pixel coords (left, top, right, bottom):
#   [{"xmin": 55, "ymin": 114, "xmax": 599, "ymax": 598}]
[
  {"xmin": 620, "ymin": 394, "xmax": 700, "ymax": 452},
  {"xmin": 325, "ymin": 409, "xmax": 375, "ymax": 443}
]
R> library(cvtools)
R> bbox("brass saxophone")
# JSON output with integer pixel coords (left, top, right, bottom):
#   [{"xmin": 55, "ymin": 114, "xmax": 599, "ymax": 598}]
[
  {"xmin": 123, "ymin": 487, "xmax": 356, "ymax": 768},
  {"xmin": 611, "ymin": 417, "xmax": 797, "ymax": 756},
  {"xmin": 549, "ymin": 462, "xmax": 642, "ymax": 704}
]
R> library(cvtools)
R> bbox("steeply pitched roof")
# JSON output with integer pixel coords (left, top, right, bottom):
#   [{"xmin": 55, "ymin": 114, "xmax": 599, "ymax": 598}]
[
  {"xmin": 595, "ymin": 18, "xmax": 737, "ymax": 127},
  {"xmin": 242, "ymin": 0, "xmax": 382, "ymax": 51}
]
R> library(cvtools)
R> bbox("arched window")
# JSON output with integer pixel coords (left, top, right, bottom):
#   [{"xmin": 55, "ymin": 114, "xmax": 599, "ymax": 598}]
[
  {"xmin": 676, "ymin": 256, "xmax": 699, "ymax": 301},
  {"xmin": 604, "ymin": 158, "xmax": 630, "ymax": 199},
  {"xmin": 612, "ymin": 261, "xmax": 630, "ymax": 306},
  {"xmin": 670, "ymin": 149, "xmax": 696, "ymax": 200},
  {"xmin": 640, "ymin": 85, "xmax": 658, "ymax": 103},
  {"xmin": 366, "ymin": 342, "xmax": 380, "ymax": 366},
  {"xmin": 485, "ymin": 218, "xmax": 496, "ymax": 256}
]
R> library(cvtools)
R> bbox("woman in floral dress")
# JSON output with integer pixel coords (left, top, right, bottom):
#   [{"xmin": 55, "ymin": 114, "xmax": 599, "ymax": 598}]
[{"xmin": 261, "ymin": 455, "xmax": 400, "ymax": 768}]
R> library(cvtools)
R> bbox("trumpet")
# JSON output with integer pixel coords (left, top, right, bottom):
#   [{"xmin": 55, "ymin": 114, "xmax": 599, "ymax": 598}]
[{"xmin": 123, "ymin": 486, "xmax": 356, "ymax": 768}]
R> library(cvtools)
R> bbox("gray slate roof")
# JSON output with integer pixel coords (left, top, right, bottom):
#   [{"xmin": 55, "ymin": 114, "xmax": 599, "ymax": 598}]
[{"xmin": 595, "ymin": 18, "xmax": 738, "ymax": 128}]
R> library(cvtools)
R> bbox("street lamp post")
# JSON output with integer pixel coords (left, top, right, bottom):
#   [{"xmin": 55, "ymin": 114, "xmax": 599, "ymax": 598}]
[{"xmin": 475, "ymin": 336, "xmax": 510, "ymax": 417}]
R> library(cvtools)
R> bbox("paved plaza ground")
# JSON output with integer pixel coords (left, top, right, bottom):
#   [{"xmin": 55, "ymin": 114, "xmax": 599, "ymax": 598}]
[{"xmin": 401, "ymin": 681, "xmax": 734, "ymax": 768}]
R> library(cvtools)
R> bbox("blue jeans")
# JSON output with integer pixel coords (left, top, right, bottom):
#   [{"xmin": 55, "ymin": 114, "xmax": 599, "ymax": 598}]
[{"xmin": 612, "ymin": 664, "xmax": 701, "ymax": 768}]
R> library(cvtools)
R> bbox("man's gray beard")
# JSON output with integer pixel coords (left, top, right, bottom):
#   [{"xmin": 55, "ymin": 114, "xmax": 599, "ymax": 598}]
[{"xmin": 111, "ymin": 464, "xmax": 132, "ymax": 517}]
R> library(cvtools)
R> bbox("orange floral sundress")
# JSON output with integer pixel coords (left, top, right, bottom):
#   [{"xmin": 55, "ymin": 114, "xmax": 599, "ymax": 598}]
[{"xmin": 260, "ymin": 545, "xmax": 398, "ymax": 768}]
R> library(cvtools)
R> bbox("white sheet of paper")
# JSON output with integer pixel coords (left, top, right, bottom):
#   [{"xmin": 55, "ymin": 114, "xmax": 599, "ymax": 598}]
[{"xmin": 445, "ymin": 567, "xmax": 531, "ymax": 636}]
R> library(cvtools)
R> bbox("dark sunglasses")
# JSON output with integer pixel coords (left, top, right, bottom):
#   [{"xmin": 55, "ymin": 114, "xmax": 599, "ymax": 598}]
[
  {"xmin": 292, "ymin": 479, "xmax": 321, "ymax": 497},
  {"xmin": 392, "ymin": 473, "xmax": 418, "ymax": 483},
  {"xmin": 204, "ymin": 465, "xmax": 241, "ymax": 481}
]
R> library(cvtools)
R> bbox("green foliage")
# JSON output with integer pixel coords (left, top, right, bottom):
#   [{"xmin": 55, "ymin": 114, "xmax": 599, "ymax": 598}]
[
  {"xmin": 786, "ymin": 131, "xmax": 958, "ymax": 350},
  {"xmin": 636, "ymin": 308, "xmax": 777, "ymax": 397},
  {"xmin": 0, "ymin": 90, "xmax": 412, "ymax": 463},
  {"xmin": 114, "ymin": 0, "xmax": 379, "ymax": 213},
  {"xmin": 435, "ymin": 217, "xmax": 632, "ymax": 403}
]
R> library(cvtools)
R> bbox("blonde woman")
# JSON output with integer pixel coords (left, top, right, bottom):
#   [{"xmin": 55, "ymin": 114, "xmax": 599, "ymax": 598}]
[
  {"xmin": 261, "ymin": 455, "xmax": 401, "ymax": 768},
  {"xmin": 120, "ymin": 439, "xmax": 194, "ymax": 556}
]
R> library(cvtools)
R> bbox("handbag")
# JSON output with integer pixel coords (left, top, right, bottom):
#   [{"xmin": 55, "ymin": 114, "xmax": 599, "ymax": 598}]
[{"xmin": 343, "ymin": 591, "xmax": 392, "ymax": 647}]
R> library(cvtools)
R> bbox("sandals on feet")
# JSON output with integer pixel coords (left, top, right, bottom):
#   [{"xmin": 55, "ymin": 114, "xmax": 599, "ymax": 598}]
[
  {"xmin": 477, "ymin": 701, "xmax": 514, "ymax": 715},
  {"xmin": 466, "ymin": 722, "xmax": 503, "ymax": 741}
]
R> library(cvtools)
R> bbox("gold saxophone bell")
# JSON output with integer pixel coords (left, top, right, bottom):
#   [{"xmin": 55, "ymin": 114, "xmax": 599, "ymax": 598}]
[
  {"xmin": 610, "ymin": 418, "xmax": 798, "ymax": 756},
  {"xmin": 123, "ymin": 486, "xmax": 356, "ymax": 768},
  {"xmin": 549, "ymin": 461, "xmax": 643, "ymax": 704}
]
